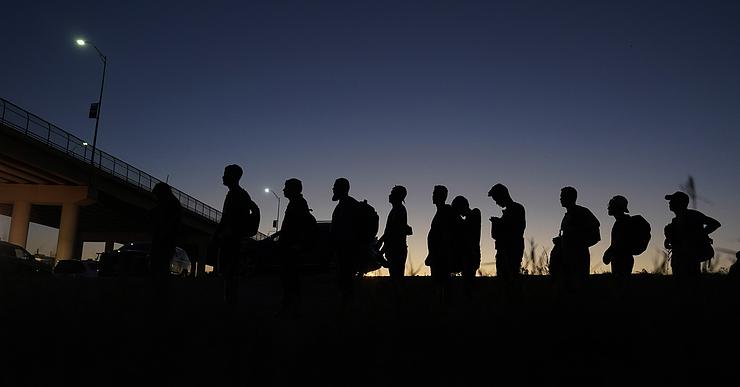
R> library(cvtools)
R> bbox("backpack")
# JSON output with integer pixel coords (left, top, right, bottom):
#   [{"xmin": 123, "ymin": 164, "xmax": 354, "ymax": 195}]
[
  {"xmin": 628, "ymin": 215, "xmax": 651, "ymax": 256},
  {"xmin": 585, "ymin": 216, "xmax": 601, "ymax": 248},
  {"xmin": 301, "ymin": 210, "xmax": 319, "ymax": 250},
  {"xmin": 246, "ymin": 199, "xmax": 260, "ymax": 238},
  {"xmin": 354, "ymin": 200, "xmax": 380, "ymax": 244}
]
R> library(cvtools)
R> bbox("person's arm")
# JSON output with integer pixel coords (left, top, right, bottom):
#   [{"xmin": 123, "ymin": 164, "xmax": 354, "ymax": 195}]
[{"xmin": 703, "ymin": 215, "xmax": 721, "ymax": 235}]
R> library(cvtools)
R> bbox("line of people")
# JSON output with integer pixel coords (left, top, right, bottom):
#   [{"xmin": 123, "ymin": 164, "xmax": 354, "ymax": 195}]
[{"xmin": 148, "ymin": 163, "xmax": 724, "ymax": 314}]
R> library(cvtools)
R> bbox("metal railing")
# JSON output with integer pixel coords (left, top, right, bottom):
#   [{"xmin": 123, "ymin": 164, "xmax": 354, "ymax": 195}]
[{"xmin": 0, "ymin": 97, "xmax": 223, "ymax": 223}]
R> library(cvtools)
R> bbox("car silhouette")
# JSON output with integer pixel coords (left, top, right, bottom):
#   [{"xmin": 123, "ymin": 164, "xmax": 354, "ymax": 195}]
[
  {"xmin": 52, "ymin": 259, "xmax": 99, "ymax": 279},
  {"xmin": 0, "ymin": 240, "xmax": 51, "ymax": 276},
  {"xmin": 97, "ymin": 242, "xmax": 192, "ymax": 277}
]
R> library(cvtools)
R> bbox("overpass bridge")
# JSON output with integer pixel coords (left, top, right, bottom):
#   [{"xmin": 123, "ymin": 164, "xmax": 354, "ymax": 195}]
[{"xmin": 0, "ymin": 97, "xmax": 263, "ymax": 274}]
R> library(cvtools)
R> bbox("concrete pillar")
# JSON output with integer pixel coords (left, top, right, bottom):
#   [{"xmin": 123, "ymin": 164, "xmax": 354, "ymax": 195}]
[
  {"xmin": 56, "ymin": 203, "xmax": 80, "ymax": 260},
  {"xmin": 8, "ymin": 201, "xmax": 31, "ymax": 248},
  {"xmin": 104, "ymin": 241, "xmax": 115, "ymax": 252}
]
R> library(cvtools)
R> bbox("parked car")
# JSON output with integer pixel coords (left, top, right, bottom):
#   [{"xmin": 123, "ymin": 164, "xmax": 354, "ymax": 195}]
[
  {"xmin": 97, "ymin": 242, "xmax": 192, "ymax": 277},
  {"xmin": 0, "ymin": 240, "xmax": 50, "ymax": 276},
  {"xmin": 52, "ymin": 259, "xmax": 98, "ymax": 279}
]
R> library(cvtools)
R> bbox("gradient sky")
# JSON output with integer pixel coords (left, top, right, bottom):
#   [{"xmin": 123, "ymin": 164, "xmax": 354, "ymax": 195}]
[{"xmin": 1, "ymin": 0, "xmax": 739, "ymax": 274}]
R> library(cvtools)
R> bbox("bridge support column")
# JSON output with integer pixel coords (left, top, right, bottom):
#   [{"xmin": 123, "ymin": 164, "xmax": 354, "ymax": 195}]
[
  {"xmin": 56, "ymin": 203, "xmax": 80, "ymax": 260},
  {"xmin": 8, "ymin": 201, "xmax": 31, "ymax": 248},
  {"xmin": 104, "ymin": 241, "xmax": 115, "ymax": 252}
]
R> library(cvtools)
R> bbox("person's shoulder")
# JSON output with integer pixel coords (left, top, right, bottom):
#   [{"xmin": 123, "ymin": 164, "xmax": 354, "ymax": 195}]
[
  {"xmin": 511, "ymin": 201, "xmax": 525, "ymax": 213},
  {"xmin": 234, "ymin": 186, "xmax": 251, "ymax": 199},
  {"xmin": 578, "ymin": 204, "xmax": 596, "ymax": 216}
]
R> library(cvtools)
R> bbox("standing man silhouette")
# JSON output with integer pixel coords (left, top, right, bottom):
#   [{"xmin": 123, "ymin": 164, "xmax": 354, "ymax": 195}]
[
  {"xmin": 425, "ymin": 185, "xmax": 455, "ymax": 304},
  {"xmin": 451, "ymin": 195, "xmax": 481, "ymax": 300},
  {"xmin": 488, "ymin": 184, "xmax": 526, "ymax": 280},
  {"xmin": 150, "ymin": 182, "xmax": 182, "ymax": 306},
  {"xmin": 330, "ymin": 177, "xmax": 361, "ymax": 313},
  {"xmin": 378, "ymin": 185, "xmax": 411, "ymax": 283},
  {"xmin": 663, "ymin": 191, "xmax": 720, "ymax": 278},
  {"xmin": 603, "ymin": 195, "xmax": 634, "ymax": 278},
  {"xmin": 557, "ymin": 186, "xmax": 600, "ymax": 285},
  {"xmin": 212, "ymin": 164, "xmax": 260, "ymax": 308},
  {"xmin": 275, "ymin": 178, "xmax": 315, "ymax": 318}
]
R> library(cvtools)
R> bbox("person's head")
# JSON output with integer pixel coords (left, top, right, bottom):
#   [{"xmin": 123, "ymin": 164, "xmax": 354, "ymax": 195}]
[
  {"xmin": 432, "ymin": 185, "xmax": 448, "ymax": 205},
  {"xmin": 153, "ymin": 182, "xmax": 173, "ymax": 202},
  {"xmin": 332, "ymin": 178, "xmax": 350, "ymax": 201},
  {"xmin": 222, "ymin": 164, "xmax": 243, "ymax": 188},
  {"xmin": 560, "ymin": 186, "xmax": 577, "ymax": 209},
  {"xmin": 283, "ymin": 178, "xmax": 302, "ymax": 199},
  {"xmin": 608, "ymin": 195, "xmax": 629, "ymax": 216},
  {"xmin": 389, "ymin": 185, "xmax": 407, "ymax": 205},
  {"xmin": 665, "ymin": 191, "xmax": 689, "ymax": 213},
  {"xmin": 488, "ymin": 183, "xmax": 511, "ymax": 208},
  {"xmin": 451, "ymin": 195, "xmax": 470, "ymax": 216}
]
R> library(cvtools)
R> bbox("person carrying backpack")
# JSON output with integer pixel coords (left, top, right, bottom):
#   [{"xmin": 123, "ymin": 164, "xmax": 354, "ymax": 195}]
[
  {"xmin": 557, "ymin": 186, "xmax": 600, "ymax": 281},
  {"xmin": 603, "ymin": 195, "xmax": 650, "ymax": 278},
  {"xmin": 211, "ymin": 164, "xmax": 260, "ymax": 308},
  {"xmin": 663, "ymin": 191, "xmax": 721, "ymax": 278},
  {"xmin": 330, "ymin": 178, "xmax": 362, "ymax": 313},
  {"xmin": 274, "ymin": 178, "xmax": 317, "ymax": 318}
]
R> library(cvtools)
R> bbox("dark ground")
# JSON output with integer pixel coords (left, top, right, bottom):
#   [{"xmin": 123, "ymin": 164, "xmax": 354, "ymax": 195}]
[{"xmin": 2, "ymin": 271, "xmax": 739, "ymax": 386}]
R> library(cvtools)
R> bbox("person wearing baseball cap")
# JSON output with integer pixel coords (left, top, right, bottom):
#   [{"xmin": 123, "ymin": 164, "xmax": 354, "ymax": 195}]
[
  {"xmin": 663, "ymin": 190, "xmax": 721, "ymax": 278},
  {"xmin": 603, "ymin": 195, "xmax": 634, "ymax": 278}
]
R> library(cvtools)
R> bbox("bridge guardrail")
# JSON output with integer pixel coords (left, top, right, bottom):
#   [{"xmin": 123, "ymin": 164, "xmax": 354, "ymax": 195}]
[{"xmin": 1, "ymin": 97, "xmax": 223, "ymax": 224}]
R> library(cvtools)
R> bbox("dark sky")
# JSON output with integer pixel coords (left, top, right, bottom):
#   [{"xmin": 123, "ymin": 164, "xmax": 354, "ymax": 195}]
[{"xmin": 2, "ymin": 0, "xmax": 739, "ymax": 273}]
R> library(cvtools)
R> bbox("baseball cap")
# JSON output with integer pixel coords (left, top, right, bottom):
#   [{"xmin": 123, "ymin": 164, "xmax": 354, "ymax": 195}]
[{"xmin": 665, "ymin": 191, "xmax": 689, "ymax": 203}]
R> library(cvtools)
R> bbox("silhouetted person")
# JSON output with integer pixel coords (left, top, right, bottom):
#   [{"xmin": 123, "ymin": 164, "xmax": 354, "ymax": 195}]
[
  {"xmin": 603, "ymin": 195, "xmax": 634, "ymax": 278},
  {"xmin": 425, "ymin": 185, "xmax": 456, "ymax": 304},
  {"xmin": 330, "ymin": 177, "xmax": 361, "ymax": 313},
  {"xmin": 378, "ymin": 185, "xmax": 411, "ymax": 281},
  {"xmin": 451, "ymin": 195, "xmax": 481, "ymax": 300},
  {"xmin": 275, "ymin": 178, "xmax": 315, "ymax": 318},
  {"xmin": 150, "ymin": 182, "xmax": 182, "ymax": 304},
  {"xmin": 488, "ymin": 184, "xmax": 526, "ymax": 280},
  {"xmin": 212, "ymin": 164, "xmax": 260, "ymax": 308},
  {"xmin": 730, "ymin": 251, "xmax": 740, "ymax": 278},
  {"xmin": 663, "ymin": 191, "xmax": 720, "ymax": 278},
  {"xmin": 555, "ymin": 186, "xmax": 600, "ymax": 285}
]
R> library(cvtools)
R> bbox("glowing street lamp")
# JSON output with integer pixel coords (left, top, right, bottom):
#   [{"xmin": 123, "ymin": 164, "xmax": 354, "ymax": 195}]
[
  {"xmin": 264, "ymin": 188, "xmax": 281, "ymax": 234},
  {"xmin": 75, "ymin": 38, "xmax": 107, "ymax": 167}
]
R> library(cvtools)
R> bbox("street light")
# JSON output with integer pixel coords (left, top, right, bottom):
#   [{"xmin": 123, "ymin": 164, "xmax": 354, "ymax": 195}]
[
  {"xmin": 75, "ymin": 38, "xmax": 107, "ymax": 167},
  {"xmin": 264, "ymin": 188, "xmax": 281, "ymax": 234}
]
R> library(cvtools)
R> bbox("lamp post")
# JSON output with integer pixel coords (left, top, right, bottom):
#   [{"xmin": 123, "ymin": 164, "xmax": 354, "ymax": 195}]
[
  {"xmin": 265, "ymin": 188, "xmax": 281, "ymax": 235},
  {"xmin": 75, "ymin": 38, "xmax": 107, "ymax": 167}
]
